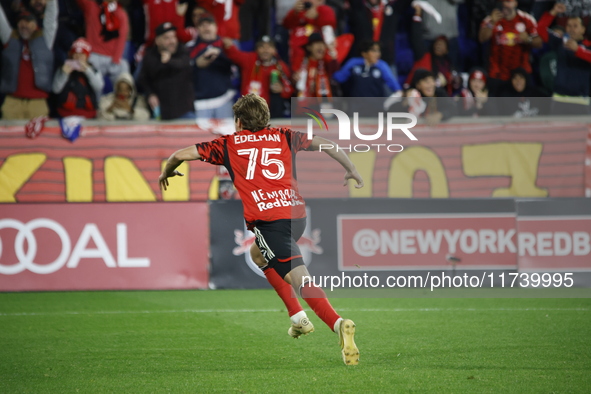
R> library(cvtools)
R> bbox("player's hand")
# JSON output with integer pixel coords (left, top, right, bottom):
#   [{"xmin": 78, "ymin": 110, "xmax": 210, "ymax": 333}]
[
  {"xmin": 344, "ymin": 170, "xmax": 364, "ymax": 189},
  {"xmin": 161, "ymin": 51, "xmax": 171, "ymax": 63},
  {"xmin": 158, "ymin": 170, "xmax": 184, "ymax": 191}
]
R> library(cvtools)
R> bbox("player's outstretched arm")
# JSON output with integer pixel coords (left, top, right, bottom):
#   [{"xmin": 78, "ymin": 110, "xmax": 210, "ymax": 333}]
[
  {"xmin": 309, "ymin": 136, "xmax": 364, "ymax": 189},
  {"xmin": 159, "ymin": 145, "xmax": 201, "ymax": 191}
]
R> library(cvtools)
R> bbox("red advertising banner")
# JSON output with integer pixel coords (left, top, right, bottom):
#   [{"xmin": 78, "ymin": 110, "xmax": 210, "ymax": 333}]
[
  {"xmin": 517, "ymin": 217, "xmax": 591, "ymax": 272},
  {"xmin": 338, "ymin": 214, "xmax": 518, "ymax": 270},
  {"xmin": 0, "ymin": 202, "xmax": 209, "ymax": 291},
  {"xmin": 1, "ymin": 121, "xmax": 590, "ymax": 203}
]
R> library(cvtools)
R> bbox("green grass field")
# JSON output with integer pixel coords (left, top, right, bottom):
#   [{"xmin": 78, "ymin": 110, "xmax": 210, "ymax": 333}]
[{"xmin": 1, "ymin": 290, "xmax": 590, "ymax": 393}]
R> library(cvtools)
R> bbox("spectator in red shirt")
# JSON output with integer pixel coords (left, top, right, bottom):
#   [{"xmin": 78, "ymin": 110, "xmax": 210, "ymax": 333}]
[
  {"xmin": 75, "ymin": 0, "xmax": 129, "ymax": 85},
  {"xmin": 196, "ymin": 0, "xmax": 244, "ymax": 40},
  {"xmin": 222, "ymin": 36, "xmax": 294, "ymax": 118},
  {"xmin": 479, "ymin": 0, "xmax": 542, "ymax": 96},
  {"xmin": 0, "ymin": 3, "xmax": 57, "ymax": 119},
  {"xmin": 283, "ymin": 0, "xmax": 336, "ymax": 72},
  {"xmin": 52, "ymin": 38, "xmax": 104, "ymax": 119},
  {"xmin": 142, "ymin": 0, "xmax": 195, "ymax": 47}
]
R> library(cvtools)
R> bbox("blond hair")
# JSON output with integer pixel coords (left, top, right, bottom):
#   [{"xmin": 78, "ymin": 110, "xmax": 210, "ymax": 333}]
[{"xmin": 233, "ymin": 93, "xmax": 270, "ymax": 132}]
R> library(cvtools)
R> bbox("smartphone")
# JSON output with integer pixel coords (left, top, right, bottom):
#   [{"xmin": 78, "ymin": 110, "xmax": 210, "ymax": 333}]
[
  {"xmin": 65, "ymin": 59, "xmax": 81, "ymax": 71},
  {"xmin": 303, "ymin": 1, "xmax": 312, "ymax": 9}
]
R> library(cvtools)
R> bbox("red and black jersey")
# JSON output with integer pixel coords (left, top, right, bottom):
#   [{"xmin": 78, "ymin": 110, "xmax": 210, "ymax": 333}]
[
  {"xmin": 482, "ymin": 11, "xmax": 538, "ymax": 80},
  {"xmin": 196, "ymin": 127, "xmax": 313, "ymax": 226}
]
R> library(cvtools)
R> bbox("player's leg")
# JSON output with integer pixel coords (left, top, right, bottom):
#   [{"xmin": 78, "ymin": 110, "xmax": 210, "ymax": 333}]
[
  {"xmin": 250, "ymin": 243, "xmax": 309, "ymax": 332},
  {"xmin": 250, "ymin": 236, "xmax": 313, "ymax": 338},
  {"xmin": 287, "ymin": 264, "xmax": 360, "ymax": 366}
]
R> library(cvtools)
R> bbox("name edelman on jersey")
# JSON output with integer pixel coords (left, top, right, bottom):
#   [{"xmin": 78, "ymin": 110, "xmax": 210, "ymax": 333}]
[{"xmin": 235, "ymin": 134, "xmax": 281, "ymax": 144}]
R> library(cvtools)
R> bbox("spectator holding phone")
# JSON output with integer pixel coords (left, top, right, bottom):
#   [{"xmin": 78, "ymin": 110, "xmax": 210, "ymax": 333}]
[
  {"xmin": 479, "ymin": 0, "xmax": 542, "ymax": 96},
  {"xmin": 538, "ymin": 2, "xmax": 591, "ymax": 115},
  {"xmin": 52, "ymin": 38, "xmax": 104, "ymax": 118},
  {"xmin": 457, "ymin": 68, "xmax": 494, "ymax": 117},
  {"xmin": 283, "ymin": 0, "xmax": 336, "ymax": 71},
  {"xmin": 0, "ymin": 1, "xmax": 58, "ymax": 119}
]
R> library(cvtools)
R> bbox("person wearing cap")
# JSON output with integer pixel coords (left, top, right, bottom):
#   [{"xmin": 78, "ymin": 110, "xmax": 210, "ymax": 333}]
[
  {"xmin": 188, "ymin": 14, "xmax": 235, "ymax": 121},
  {"xmin": 404, "ymin": 68, "xmax": 457, "ymax": 125},
  {"xmin": 295, "ymin": 32, "xmax": 338, "ymax": 98},
  {"xmin": 142, "ymin": 0, "xmax": 195, "ymax": 47},
  {"xmin": 138, "ymin": 23, "xmax": 194, "ymax": 120},
  {"xmin": 283, "ymin": 0, "xmax": 336, "ymax": 71},
  {"xmin": 75, "ymin": 0, "xmax": 129, "ymax": 85},
  {"xmin": 52, "ymin": 38, "xmax": 104, "ymax": 119},
  {"xmin": 457, "ymin": 68, "xmax": 494, "ymax": 117},
  {"xmin": 0, "ymin": 0, "xmax": 58, "ymax": 119},
  {"xmin": 222, "ymin": 35, "xmax": 294, "ymax": 118}
]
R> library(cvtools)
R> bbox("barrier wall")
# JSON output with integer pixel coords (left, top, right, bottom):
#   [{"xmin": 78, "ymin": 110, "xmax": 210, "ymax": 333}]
[
  {"xmin": 2, "ymin": 119, "xmax": 591, "ymax": 291},
  {"xmin": 209, "ymin": 199, "xmax": 591, "ymax": 289},
  {"xmin": 1, "ymin": 119, "xmax": 590, "ymax": 203}
]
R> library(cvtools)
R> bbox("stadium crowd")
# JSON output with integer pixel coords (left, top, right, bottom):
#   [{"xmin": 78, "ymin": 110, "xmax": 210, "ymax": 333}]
[{"xmin": 1, "ymin": 0, "xmax": 590, "ymax": 123}]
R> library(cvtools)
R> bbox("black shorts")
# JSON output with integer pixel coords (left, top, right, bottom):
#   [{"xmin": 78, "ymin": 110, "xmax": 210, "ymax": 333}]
[{"xmin": 252, "ymin": 218, "xmax": 306, "ymax": 278}]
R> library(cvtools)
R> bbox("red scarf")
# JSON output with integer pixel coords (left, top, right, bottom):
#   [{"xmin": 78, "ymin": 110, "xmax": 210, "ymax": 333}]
[
  {"xmin": 299, "ymin": 58, "xmax": 332, "ymax": 98},
  {"xmin": 99, "ymin": 1, "xmax": 121, "ymax": 42}
]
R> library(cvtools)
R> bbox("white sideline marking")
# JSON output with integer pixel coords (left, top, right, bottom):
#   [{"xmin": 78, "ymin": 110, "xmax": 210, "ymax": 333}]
[{"xmin": 0, "ymin": 307, "xmax": 588, "ymax": 317}]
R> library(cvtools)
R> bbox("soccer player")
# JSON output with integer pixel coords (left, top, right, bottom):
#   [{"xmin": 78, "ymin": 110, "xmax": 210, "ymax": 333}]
[{"xmin": 159, "ymin": 93, "xmax": 363, "ymax": 365}]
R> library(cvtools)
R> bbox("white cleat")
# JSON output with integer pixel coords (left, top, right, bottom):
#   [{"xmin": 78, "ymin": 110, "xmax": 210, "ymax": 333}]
[
  {"xmin": 337, "ymin": 319, "xmax": 359, "ymax": 365},
  {"xmin": 288, "ymin": 316, "xmax": 315, "ymax": 339}
]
